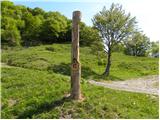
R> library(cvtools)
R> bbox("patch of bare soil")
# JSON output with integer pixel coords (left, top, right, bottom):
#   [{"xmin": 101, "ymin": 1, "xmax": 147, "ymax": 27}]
[{"xmin": 89, "ymin": 75, "xmax": 159, "ymax": 95}]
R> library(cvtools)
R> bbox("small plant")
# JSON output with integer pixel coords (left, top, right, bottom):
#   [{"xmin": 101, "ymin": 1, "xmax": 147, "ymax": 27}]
[
  {"xmin": 98, "ymin": 59, "xmax": 106, "ymax": 66},
  {"xmin": 45, "ymin": 46, "xmax": 55, "ymax": 52}
]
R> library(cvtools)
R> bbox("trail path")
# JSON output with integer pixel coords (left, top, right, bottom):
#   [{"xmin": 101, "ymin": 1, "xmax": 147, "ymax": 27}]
[
  {"xmin": 1, "ymin": 63, "xmax": 19, "ymax": 68},
  {"xmin": 1, "ymin": 63, "xmax": 11, "ymax": 67},
  {"xmin": 89, "ymin": 75, "xmax": 159, "ymax": 95}
]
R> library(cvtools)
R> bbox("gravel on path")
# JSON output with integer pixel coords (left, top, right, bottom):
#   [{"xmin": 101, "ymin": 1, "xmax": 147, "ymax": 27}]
[{"xmin": 89, "ymin": 75, "xmax": 159, "ymax": 95}]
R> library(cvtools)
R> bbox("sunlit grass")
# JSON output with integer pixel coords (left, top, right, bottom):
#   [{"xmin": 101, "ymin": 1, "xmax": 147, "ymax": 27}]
[
  {"xmin": 1, "ymin": 67, "xmax": 159, "ymax": 119},
  {"xmin": 2, "ymin": 44, "xmax": 158, "ymax": 81}
]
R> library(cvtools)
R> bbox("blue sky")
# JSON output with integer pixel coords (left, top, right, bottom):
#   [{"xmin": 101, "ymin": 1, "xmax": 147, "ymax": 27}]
[{"xmin": 11, "ymin": 0, "xmax": 160, "ymax": 41}]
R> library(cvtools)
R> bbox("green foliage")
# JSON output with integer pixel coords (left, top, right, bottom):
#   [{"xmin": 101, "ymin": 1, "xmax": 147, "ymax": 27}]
[
  {"xmin": 124, "ymin": 32, "xmax": 150, "ymax": 56},
  {"xmin": 1, "ymin": 1, "xmax": 70, "ymax": 46},
  {"xmin": 92, "ymin": 3, "xmax": 136, "ymax": 75},
  {"xmin": 1, "ymin": 16, "xmax": 22, "ymax": 46},
  {"xmin": 93, "ymin": 3, "xmax": 136, "ymax": 50},
  {"xmin": 21, "ymin": 13, "xmax": 43, "ymax": 46},
  {"xmin": 112, "ymin": 43, "xmax": 125, "ymax": 52},
  {"xmin": 149, "ymin": 41, "xmax": 159, "ymax": 57},
  {"xmin": 1, "ymin": 1, "xmax": 14, "ymax": 9},
  {"xmin": 41, "ymin": 12, "xmax": 68, "ymax": 43},
  {"xmin": 80, "ymin": 23, "xmax": 101, "ymax": 46},
  {"xmin": 1, "ymin": 1, "xmax": 108, "ymax": 47},
  {"xmin": 31, "ymin": 7, "xmax": 45, "ymax": 16}
]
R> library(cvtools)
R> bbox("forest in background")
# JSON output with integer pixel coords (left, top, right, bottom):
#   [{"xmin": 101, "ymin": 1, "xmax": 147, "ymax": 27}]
[
  {"xmin": 1, "ymin": 1, "xmax": 100, "ymax": 47},
  {"xmin": 1, "ymin": 1, "xmax": 159, "ymax": 58}
]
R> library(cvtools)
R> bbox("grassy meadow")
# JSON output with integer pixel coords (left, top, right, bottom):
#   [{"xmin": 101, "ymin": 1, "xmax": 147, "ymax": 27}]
[
  {"xmin": 2, "ymin": 44, "xmax": 158, "ymax": 80},
  {"xmin": 1, "ymin": 44, "xmax": 159, "ymax": 119}
]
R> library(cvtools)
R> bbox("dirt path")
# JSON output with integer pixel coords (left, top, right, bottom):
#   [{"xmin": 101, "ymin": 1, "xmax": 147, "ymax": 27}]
[
  {"xmin": 1, "ymin": 63, "xmax": 19, "ymax": 68},
  {"xmin": 89, "ymin": 75, "xmax": 159, "ymax": 95},
  {"xmin": 1, "ymin": 63, "xmax": 11, "ymax": 68}
]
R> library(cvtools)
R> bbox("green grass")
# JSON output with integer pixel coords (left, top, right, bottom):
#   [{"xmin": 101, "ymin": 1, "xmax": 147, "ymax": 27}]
[
  {"xmin": 1, "ymin": 44, "xmax": 159, "ymax": 118},
  {"xmin": 2, "ymin": 44, "xmax": 158, "ymax": 81},
  {"xmin": 1, "ymin": 67, "xmax": 159, "ymax": 119}
]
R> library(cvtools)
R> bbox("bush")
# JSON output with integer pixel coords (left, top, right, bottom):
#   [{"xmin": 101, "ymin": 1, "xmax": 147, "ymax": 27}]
[
  {"xmin": 124, "ymin": 32, "xmax": 150, "ymax": 56},
  {"xmin": 98, "ymin": 59, "xmax": 106, "ymax": 66}
]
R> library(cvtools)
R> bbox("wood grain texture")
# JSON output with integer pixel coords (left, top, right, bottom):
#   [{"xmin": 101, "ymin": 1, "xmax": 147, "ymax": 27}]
[{"xmin": 70, "ymin": 11, "xmax": 81, "ymax": 100}]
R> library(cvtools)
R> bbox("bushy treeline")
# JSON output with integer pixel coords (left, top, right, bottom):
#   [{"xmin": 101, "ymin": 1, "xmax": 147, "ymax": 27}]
[
  {"xmin": 1, "ymin": 1, "xmax": 158, "ymax": 57},
  {"xmin": 1, "ymin": 1, "xmax": 100, "ymax": 47}
]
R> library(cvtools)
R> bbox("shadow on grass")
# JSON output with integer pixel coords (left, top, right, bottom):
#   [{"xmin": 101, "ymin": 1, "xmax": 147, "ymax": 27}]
[
  {"xmin": 48, "ymin": 63, "xmax": 100, "ymax": 79},
  {"xmin": 48, "ymin": 63, "xmax": 71, "ymax": 76},
  {"xmin": 104, "ymin": 75, "xmax": 124, "ymax": 81},
  {"xmin": 18, "ymin": 96, "xmax": 71, "ymax": 119},
  {"xmin": 48, "ymin": 63, "xmax": 123, "ymax": 81}
]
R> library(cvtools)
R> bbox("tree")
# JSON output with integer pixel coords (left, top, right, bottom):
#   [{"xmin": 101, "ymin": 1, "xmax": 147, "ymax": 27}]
[
  {"xmin": 64, "ymin": 19, "xmax": 72, "ymax": 42},
  {"xmin": 124, "ymin": 31, "xmax": 150, "ymax": 56},
  {"xmin": 112, "ymin": 43, "xmax": 125, "ymax": 52},
  {"xmin": 41, "ymin": 12, "xmax": 68, "ymax": 43},
  {"xmin": 80, "ymin": 23, "xmax": 101, "ymax": 46},
  {"xmin": 1, "ymin": 1, "xmax": 25, "ymax": 46},
  {"xmin": 1, "ymin": 16, "xmax": 22, "ymax": 46},
  {"xmin": 1, "ymin": 27, "xmax": 21, "ymax": 46},
  {"xmin": 1, "ymin": 1, "xmax": 14, "ymax": 10},
  {"xmin": 92, "ymin": 3, "xmax": 136, "ymax": 76},
  {"xmin": 149, "ymin": 41, "xmax": 159, "ymax": 57},
  {"xmin": 31, "ymin": 7, "xmax": 45, "ymax": 16},
  {"xmin": 21, "ymin": 13, "xmax": 43, "ymax": 46}
]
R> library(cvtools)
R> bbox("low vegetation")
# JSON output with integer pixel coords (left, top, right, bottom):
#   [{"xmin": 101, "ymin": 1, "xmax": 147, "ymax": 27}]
[
  {"xmin": 2, "ymin": 44, "xmax": 158, "ymax": 81},
  {"xmin": 1, "ymin": 44, "xmax": 159, "ymax": 118},
  {"xmin": 1, "ymin": 67, "xmax": 159, "ymax": 119}
]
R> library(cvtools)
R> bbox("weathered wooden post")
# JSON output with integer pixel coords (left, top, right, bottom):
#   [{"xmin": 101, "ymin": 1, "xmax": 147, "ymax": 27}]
[{"xmin": 70, "ymin": 11, "xmax": 81, "ymax": 100}]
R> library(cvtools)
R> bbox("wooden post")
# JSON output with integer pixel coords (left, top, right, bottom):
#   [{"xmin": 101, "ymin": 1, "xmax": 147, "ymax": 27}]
[{"xmin": 70, "ymin": 11, "xmax": 81, "ymax": 100}]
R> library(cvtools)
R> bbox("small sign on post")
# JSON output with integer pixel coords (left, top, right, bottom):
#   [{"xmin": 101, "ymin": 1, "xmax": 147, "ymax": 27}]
[{"xmin": 70, "ymin": 11, "xmax": 81, "ymax": 100}]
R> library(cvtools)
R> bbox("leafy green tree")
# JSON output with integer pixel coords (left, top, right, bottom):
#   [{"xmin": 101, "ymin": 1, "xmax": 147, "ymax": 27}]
[
  {"xmin": 21, "ymin": 13, "xmax": 43, "ymax": 46},
  {"xmin": 124, "ymin": 31, "xmax": 150, "ymax": 56},
  {"xmin": 1, "ymin": 1, "xmax": 14, "ymax": 10},
  {"xmin": 1, "ymin": 16, "xmax": 22, "ymax": 46},
  {"xmin": 149, "ymin": 41, "xmax": 159, "ymax": 57},
  {"xmin": 64, "ymin": 19, "xmax": 72, "ymax": 42},
  {"xmin": 31, "ymin": 7, "xmax": 45, "ymax": 16},
  {"xmin": 112, "ymin": 43, "xmax": 125, "ymax": 52},
  {"xmin": 93, "ymin": 3, "xmax": 136, "ymax": 76},
  {"xmin": 80, "ymin": 24, "xmax": 101, "ymax": 46},
  {"xmin": 1, "ymin": 1, "xmax": 25, "ymax": 46},
  {"xmin": 41, "ymin": 12, "xmax": 68, "ymax": 43}
]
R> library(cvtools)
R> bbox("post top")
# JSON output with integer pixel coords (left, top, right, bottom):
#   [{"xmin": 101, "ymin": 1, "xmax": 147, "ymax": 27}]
[
  {"xmin": 73, "ymin": 11, "xmax": 81, "ymax": 18},
  {"xmin": 73, "ymin": 11, "xmax": 81, "ymax": 14}
]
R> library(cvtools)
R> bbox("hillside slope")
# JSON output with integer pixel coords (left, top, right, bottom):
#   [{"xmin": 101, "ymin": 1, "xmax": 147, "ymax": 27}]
[
  {"xmin": 1, "ymin": 44, "xmax": 159, "ymax": 118},
  {"xmin": 2, "ymin": 44, "xmax": 158, "ymax": 80}
]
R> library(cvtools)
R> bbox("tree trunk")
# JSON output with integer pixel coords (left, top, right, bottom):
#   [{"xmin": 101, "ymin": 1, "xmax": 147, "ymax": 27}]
[
  {"xmin": 70, "ymin": 11, "xmax": 81, "ymax": 100},
  {"xmin": 103, "ymin": 48, "xmax": 111, "ymax": 76}
]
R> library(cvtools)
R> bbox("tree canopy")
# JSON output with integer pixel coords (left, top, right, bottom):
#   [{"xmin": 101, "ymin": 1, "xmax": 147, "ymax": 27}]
[
  {"xmin": 93, "ymin": 3, "xmax": 137, "ymax": 76},
  {"xmin": 1, "ymin": 1, "xmax": 100, "ymax": 47},
  {"xmin": 124, "ymin": 31, "xmax": 150, "ymax": 56}
]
